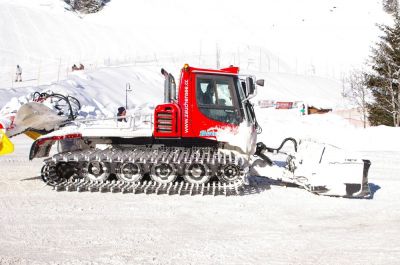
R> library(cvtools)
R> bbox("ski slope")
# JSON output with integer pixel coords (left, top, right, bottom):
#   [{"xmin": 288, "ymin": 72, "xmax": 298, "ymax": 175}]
[{"xmin": 0, "ymin": 0, "xmax": 390, "ymax": 92}]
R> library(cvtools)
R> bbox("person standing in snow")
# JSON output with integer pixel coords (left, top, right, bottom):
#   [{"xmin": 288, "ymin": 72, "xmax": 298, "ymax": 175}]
[
  {"xmin": 15, "ymin": 65, "xmax": 22, "ymax": 82},
  {"xmin": 117, "ymin": 107, "xmax": 127, "ymax": 122},
  {"xmin": 300, "ymin": 104, "xmax": 306, "ymax": 115}
]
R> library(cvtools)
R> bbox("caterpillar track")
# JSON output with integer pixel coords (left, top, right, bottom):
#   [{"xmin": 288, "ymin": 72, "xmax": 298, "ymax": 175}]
[{"xmin": 40, "ymin": 146, "xmax": 251, "ymax": 195}]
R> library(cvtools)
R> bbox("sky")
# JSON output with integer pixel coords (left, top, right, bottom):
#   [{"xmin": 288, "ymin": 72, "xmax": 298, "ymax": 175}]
[{"xmin": 71, "ymin": 0, "xmax": 391, "ymax": 75}]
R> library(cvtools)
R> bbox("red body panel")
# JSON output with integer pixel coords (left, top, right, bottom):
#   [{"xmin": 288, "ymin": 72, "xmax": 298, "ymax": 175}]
[
  {"xmin": 153, "ymin": 103, "xmax": 181, "ymax": 138},
  {"xmin": 154, "ymin": 65, "xmax": 240, "ymax": 140}
]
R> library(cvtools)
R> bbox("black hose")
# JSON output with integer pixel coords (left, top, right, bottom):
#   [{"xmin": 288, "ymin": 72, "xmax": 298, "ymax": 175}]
[
  {"xmin": 247, "ymin": 102, "xmax": 262, "ymax": 134},
  {"xmin": 254, "ymin": 138, "xmax": 298, "ymax": 161},
  {"xmin": 267, "ymin": 137, "xmax": 298, "ymax": 153},
  {"xmin": 253, "ymin": 138, "xmax": 298, "ymax": 166},
  {"xmin": 31, "ymin": 92, "xmax": 81, "ymax": 120}
]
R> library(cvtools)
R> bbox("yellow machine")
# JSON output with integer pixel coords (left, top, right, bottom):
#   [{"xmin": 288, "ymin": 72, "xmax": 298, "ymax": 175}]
[{"xmin": 0, "ymin": 130, "xmax": 14, "ymax": 155}]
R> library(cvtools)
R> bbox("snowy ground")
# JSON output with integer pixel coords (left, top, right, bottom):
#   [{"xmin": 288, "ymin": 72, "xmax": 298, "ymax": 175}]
[{"xmin": 0, "ymin": 135, "xmax": 399, "ymax": 265}]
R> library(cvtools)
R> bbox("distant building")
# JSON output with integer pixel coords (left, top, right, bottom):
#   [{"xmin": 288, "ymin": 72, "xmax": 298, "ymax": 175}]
[
  {"xmin": 258, "ymin": 100, "xmax": 275, "ymax": 108},
  {"xmin": 275, "ymin": 102, "xmax": 293, "ymax": 109},
  {"xmin": 307, "ymin": 105, "xmax": 332, "ymax": 114}
]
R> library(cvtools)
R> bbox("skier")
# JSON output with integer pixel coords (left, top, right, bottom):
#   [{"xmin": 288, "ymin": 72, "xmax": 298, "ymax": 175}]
[
  {"xmin": 117, "ymin": 107, "xmax": 127, "ymax": 122},
  {"xmin": 15, "ymin": 65, "xmax": 22, "ymax": 82},
  {"xmin": 300, "ymin": 104, "xmax": 306, "ymax": 115}
]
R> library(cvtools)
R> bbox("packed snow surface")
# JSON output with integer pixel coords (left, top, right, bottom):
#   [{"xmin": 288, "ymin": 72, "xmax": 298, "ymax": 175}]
[{"xmin": 0, "ymin": 136, "xmax": 399, "ymax": 265}]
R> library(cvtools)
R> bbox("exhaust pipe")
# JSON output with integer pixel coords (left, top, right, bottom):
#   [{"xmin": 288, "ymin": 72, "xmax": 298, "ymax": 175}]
[{"xmin": 161, "ymin": 68, "xmax": 176, "ymax": 103}]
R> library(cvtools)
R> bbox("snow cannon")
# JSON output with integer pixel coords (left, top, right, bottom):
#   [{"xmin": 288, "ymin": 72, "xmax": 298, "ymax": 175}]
[{"xmin": 0, "ymin": 122, "xmax": 14, "ymax": 155}]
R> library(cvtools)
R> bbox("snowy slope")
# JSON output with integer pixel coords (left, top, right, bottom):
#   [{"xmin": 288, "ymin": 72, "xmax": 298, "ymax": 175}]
[
  {"xmin": 0, "ymin": 64, "xmax": 347, "ymax": 117},
  {"xmin": 2, "ymin": 63, "xmax": 400, "ymax": 154},
  {"xmin": 0, "ymin": 0, "xmax": 390, "ymax": 111},
  {"xmin": 0, "ymin": 65, "xmax": 165, "ymax": 117},
  {"xmin": 0, "ymin": 0, "xmax": 389, "ymax": 88}
]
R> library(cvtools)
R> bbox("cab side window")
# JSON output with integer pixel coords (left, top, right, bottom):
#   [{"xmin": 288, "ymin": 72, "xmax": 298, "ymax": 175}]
[
  {"xmin": 196, "ymin": 75, "xmax": 242, "ymax": 124},
  {"xmin": 197, "ymin": 79, "xmax": 216, "ymax": 105},
  {"xmin": 215, "ymin": 82, "xmax": 234, "ymax": 106}
]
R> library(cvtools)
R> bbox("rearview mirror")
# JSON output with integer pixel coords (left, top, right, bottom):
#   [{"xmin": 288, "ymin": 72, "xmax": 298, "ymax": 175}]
[
  {"xmin": 256, "ymin": 79, "xmax": 264, "ymax": 87},
  {"xmin": 245, "ymin": 77, "xmax": 255, "ymax": 97}
]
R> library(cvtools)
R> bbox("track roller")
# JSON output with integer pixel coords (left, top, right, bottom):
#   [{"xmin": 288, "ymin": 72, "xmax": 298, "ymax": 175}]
[
  {"xmin": 150, "ymin": 163, "xmax": 177, "ymax": 184},
  {"xmin": 183, "ymin": 163, "xmax": 212, "ymax": 184},
  {"xmin": 83, "ymin": 161, "xmax": 110, "ymax": 182},
  {"xmin": 218, "ymin": 164, "xmax": 243, "ymax": 183},
  {"xmin": 116, "ymin": 162, "xmax": 143, "ymax": 182}
]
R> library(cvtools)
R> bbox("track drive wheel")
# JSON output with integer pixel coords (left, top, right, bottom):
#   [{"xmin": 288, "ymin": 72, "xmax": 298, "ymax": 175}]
[
  {"xmin": 218, "ymin": 164, "xmax": 243, "ymax": 183},
  {"xmin": 41, "ymin": 162, "xmax": 60, "ymax": 186},
  {"xmin": 84, "ymin": 161, "xmax": 110, "ymax": 182},
  {"xmin": 183, "ymin": 163, "xmax": 211, "ymax": 184},
  {"xmin": 116, "ymin": 162, "xmax": 143, "ymax": 183},
  {"xmin": 150, "ymin": 163, "xmax": 177, "ymax": 184}
]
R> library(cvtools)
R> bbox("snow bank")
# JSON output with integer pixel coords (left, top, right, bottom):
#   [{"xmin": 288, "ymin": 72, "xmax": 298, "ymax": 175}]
[
  {"xmin": 1, "ymin": 64, "xmax": 399, "ymax": 153},
  {"xmin": 1, "ymin": 65, "xmax": 165, "ymax": 118},
  {"xmin": 256, "ymin": 106, "xmax": 400, "ymax": 152}
]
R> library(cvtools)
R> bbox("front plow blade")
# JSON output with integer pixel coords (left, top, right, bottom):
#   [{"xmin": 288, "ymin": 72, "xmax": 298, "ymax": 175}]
[
  {"xmin": 0, "ymin": 131, "xmax": 14, "ymax": 155},
  {"xmin": 252, "ymin": 139, "xmax": 371, "ymax": 198},
  {"xmin": 291, "ymin": 140, "xmax": 371, "ymax": 198},
  {"xmin": 301, "ymin": 159, "xmax": 371, "ymax": 198}
]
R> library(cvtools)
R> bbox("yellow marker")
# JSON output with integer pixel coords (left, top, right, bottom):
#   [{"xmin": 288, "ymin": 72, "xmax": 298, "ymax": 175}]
[
  {"xmin": 24, "ymin": 130, "xmax": 42, "ymax": 140},
  {"xmin": 0, "ymin": 131, "xmax": 14, "ymax": 155}
]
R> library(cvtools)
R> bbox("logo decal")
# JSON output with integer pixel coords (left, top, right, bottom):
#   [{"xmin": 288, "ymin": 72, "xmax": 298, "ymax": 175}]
[
  {"xmin": 183, "ymin": 80, "xmax": 189, "ymax": 134},
  {"xmin": 200, "ymin": 130, "xmax": 217, "ymax": 137}
]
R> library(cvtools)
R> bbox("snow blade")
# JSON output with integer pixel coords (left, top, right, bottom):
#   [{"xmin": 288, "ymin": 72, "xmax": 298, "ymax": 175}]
[
  {"xmin": 251, "ymin": 139, "xmax": 371, "ymax": 198},
  {"xmin": 292, "ymin": 140, "xmax": 371, "ymax": 198},
  {"xmin": 0, "ymin": 131, "xmax": 14, "ymax": 155},
  {"xmin": 7, "ymin": 102, "xmax": 68, "ymax": 137}
]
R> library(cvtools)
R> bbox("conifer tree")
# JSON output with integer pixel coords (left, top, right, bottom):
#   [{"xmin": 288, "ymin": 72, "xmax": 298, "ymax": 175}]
[
  {"xmin": 365, "ymin": 14, "xmax": 400, "ymax": 127},
  {"xmin": 383, "ymin": 0, "xmax": 398, "ymax": 14},
  {"xmin": 64, "ymin": 0, "xmax": 109, "ymax": 13}
]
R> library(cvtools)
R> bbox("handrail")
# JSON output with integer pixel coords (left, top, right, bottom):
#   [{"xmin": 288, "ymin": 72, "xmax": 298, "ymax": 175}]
[{"xmin": 75, "ymin": 113, "xmax": 153, "ymax": 130}]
